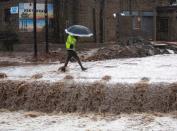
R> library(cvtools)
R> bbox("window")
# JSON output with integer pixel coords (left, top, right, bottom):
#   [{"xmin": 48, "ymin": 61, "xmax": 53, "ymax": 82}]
[
  {"xmin": 158, "ymin": 18, "xmax": 168, "ymax": 32},
  {"xmin": 4, "ymin": 8, "xmax": 11, "ymax": 23}
]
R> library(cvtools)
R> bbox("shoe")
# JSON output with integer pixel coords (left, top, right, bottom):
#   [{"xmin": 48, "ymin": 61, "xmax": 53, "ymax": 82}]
[
  {"xmin": 81, "ymin": 67, "xmax": 87, "ymax": 71},
  {"xmin": 59, "ymin": 66, "xmax": 66, "ymax": 72}
]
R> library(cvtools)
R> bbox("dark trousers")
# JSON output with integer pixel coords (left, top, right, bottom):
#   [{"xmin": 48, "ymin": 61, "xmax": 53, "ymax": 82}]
[{"xmin": 64, "ymin": 50, "xmax": 84, "ymax": 69}]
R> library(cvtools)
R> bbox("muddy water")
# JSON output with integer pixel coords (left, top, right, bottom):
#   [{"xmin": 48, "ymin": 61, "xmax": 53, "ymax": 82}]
[
  {"xmin": 0, "ymin": 80, "xmax": 177, "ymax": 113},
  {"xmin": 0, "ymin": 110, "xmax": 177, "ymax": 131}
]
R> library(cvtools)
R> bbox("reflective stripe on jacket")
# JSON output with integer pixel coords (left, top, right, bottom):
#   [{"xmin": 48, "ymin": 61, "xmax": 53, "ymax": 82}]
[{"xmin": 66, "ymin": 35, "xmax": 77, "ymax": 50}]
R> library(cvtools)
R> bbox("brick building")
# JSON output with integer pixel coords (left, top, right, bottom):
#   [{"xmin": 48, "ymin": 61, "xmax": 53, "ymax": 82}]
[
  {"xmin": 116, "ymin": 0, "xmax": 177, "ymax": 41},
  {"xmin": 60, "ymin": 0, "xmax": 176, "ymax": 42},
  {"xmin": 0, "ymin": 0, "xmax": 176, "ymax": 51}
]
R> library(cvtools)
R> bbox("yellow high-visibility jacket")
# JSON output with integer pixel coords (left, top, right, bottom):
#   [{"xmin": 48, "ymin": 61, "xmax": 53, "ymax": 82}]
[{"xmin": 66, "ymin": 35, "xmax": 77, "ymax": 50}]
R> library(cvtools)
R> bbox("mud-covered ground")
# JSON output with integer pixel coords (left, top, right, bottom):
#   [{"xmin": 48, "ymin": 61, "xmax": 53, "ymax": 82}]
[{"xmin": 0, "ymin": 110, "xmax": 177, "ymax": 131}]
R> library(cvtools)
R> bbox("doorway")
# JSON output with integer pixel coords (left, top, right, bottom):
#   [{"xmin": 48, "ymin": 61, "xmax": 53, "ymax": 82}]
[{"xmin": 157, "ymin": 17, "xmax": 169, "ymax": 41}]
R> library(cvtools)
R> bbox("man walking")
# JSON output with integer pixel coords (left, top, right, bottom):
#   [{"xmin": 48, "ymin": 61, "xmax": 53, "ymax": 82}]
[{"xmin": 60, "ymin": 35, "xmax": 87, "ymax": 72}]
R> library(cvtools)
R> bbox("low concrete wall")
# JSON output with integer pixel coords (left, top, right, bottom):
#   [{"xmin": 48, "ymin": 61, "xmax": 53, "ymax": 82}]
[{"xmin": 0, "ymin": 80, "xmax": 177, "ymax": 114}]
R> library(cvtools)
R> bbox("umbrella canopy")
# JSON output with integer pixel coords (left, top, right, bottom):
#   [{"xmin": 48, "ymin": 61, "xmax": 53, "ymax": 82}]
[{"xmin": 65, "ymin": 25, "xmax": 93, "ymax": 37}]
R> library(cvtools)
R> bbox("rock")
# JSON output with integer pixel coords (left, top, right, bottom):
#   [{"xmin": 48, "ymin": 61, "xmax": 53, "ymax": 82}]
[
  {"xmin": 141, "ymin": 77, "xmax": 150, "ymax": 82},
  {"xmin": 102, "ymin": 75, "xmax": 111, "ymax": 81},
  {"xmin": 0, "ymin": 73, "xmax": 7, "ymax": 79},
  {"xmin": 64, "ymin": 75, "xmax": 74, "ymax": 80},
  {"xmin": 31, "ymin": 73, "xmax": 43, "ymax": 79},
  {"xmin": 24, "ymin": 111, "xmax": 43, "ymax": 118}
]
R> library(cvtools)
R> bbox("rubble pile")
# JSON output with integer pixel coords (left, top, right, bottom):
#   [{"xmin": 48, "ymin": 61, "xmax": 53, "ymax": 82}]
[
  {"xmin": 86, "ymin": 37, "xmax": 177, "ymax": 61},
  {"xmin": 27, "ymin": 37, "xmax": 177, "ymax": 63}
]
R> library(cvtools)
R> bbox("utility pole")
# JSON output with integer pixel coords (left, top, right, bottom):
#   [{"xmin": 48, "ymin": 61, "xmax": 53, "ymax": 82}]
[
  {"xmin": 100, "ymin": 0, "xmax": 105, "ymax": 43},
  {"xmin": 129, "ymin": 0, "xmax": 133, "ymax": 37},
  {"xmin": 153, "ymin": 0, "xmax": 158, "ymax": 41},
  {"xmin": 93, "ymin": 8, "xmax": 97, "ymax": 42},
  {"xmin": 33, "ymin": 0, "xmax": 37, "ymax": 57},
  {"xmin": 45, "ymin": 0, "xmax": 49, "ymax": 53}
]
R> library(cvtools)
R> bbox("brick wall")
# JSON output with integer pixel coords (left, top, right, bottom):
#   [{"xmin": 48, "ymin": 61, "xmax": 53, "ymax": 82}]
[
  {"xmin": 0, "ymin": 0, "xmax": 54, "ymax": 51},
  {"xmin": 0, "ymin": 0, "xmax": 175, "ymax": 52}
]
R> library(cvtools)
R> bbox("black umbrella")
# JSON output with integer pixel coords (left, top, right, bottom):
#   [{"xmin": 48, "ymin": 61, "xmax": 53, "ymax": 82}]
[{"xmin": 65, "ymin": 25, "xmax": 93, "ymax": 37}]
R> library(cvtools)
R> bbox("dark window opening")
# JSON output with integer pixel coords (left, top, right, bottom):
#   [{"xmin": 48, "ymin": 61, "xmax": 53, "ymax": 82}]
[{"xmin": 158, "ymin": 18, "xmax": 168, "ymax": 32}]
